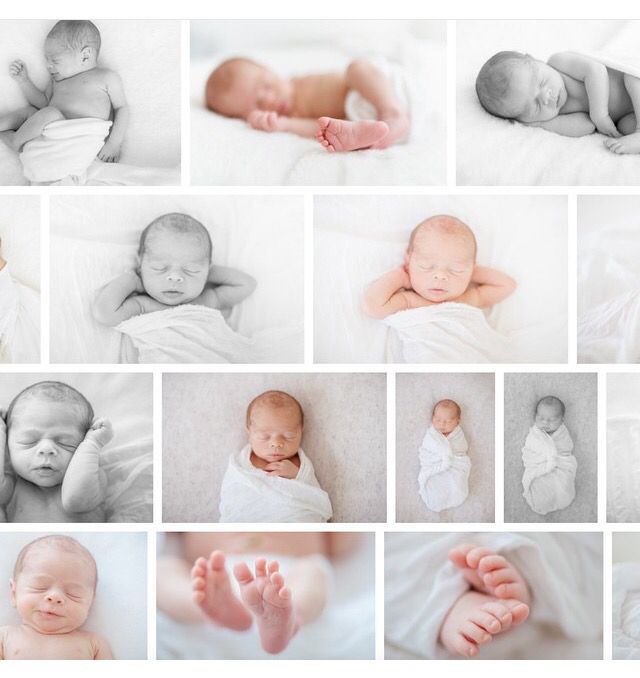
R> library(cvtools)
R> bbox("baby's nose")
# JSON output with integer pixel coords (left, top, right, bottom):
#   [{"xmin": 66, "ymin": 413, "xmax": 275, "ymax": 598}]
[
  {"xmin": 45, "ymin": 591, "xmax": 64, "ymax": 604},
  {"xmin": 270, "ymin": 438, "xmax": 284, "ymax": 448},
  {"xmin": 166, "ymin": 273, "xmax": 184, "ymax": 283},
  {"xmin": 433, "ymin": 269, "xmax": 448, "ymax": 280},
  {"xmin": 37, "ymin": 440, "xmax": 57, "ymax": 455}
]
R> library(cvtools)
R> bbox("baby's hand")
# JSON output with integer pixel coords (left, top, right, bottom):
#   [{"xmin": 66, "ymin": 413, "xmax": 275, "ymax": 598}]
[
  {"xmin": 83, "ymin": 417, "xmax": 114, "ymax": 448},
  {"xmin": 592, "ymin": 115, "xmax": 621, "ymax": 138},
  {"xmin": 247, "ymin": 109, "xmax": 284, "ymax": 133},
  {"xmin": 9, "ymin": 60, "xmax": 28, "ymax": 81},
  {"xmin": 98, "ymin": 141, "xmax": 121, "ymax": 163},
  {"xmin": 264, "ymin": 459, "xmax": 299, "ymax": 479},
  {"xmin": 397, "ymin": 264, "xmax": 412, "ymax": 290}
]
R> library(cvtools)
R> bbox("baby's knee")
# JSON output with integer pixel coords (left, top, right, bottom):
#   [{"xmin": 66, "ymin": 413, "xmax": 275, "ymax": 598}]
[{"xmin": 346, "ymin": 58, "xmax": 376, "ymax": 81}]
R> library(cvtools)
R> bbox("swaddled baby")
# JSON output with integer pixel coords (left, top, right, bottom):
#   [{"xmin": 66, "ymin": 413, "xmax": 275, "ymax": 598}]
[
  {"xmin": 218, "ymin": 390, "xmax": 332, "ymax": 523},
  {"xmin": 476, "ymin": 50, "xmax": 640, "ymax": 154},
  {"xmin": 0, "ymin": 535, "xmax": 112, "ymax": 659},
  {"xmin": 522, "ymin": 395, "xmax": 577, "ymax": 516},
  {"xmin": 0, "ymin": 20, "xmax": 127, "ymax": 161},
  {"xmin": 418, "ymin": 399, "xmax": 471, "ymax": 513},
  {"xmin": 206, "ymin": 57, "xmax": 410, "ymax": 152}
]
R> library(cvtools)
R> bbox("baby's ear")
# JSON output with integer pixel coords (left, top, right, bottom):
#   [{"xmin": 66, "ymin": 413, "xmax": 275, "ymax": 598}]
[
  {"xmin": 403, "ymin": 249, "xmax": 411, "ymax": 266},
  {"xmin": 80, "ymin": 46, "xmax": 93, "ymax": 63},
  {"xmin": 9, "ymin": 578, "xmax": 16, "ymax": 607}
]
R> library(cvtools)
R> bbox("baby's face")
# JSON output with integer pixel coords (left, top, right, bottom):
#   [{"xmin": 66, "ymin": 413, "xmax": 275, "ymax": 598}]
[
  {"xmin": 44, "ymin": 38, "xmax": 87, "ymax": 81},
  {"xmin": 407, "ymin": 230, "xmax": 475, "ymax": 302},
  {"xmin": 432, "ymin": 406, "xmax": 460, "ymax": 435},
  {"xmin": 11, "ymin": 546, "xmax": 95, "ymax": 635},
  {"xmin": 504, "ymin": 60, "xmax": 567, "ymax": 123},
  {"xmin": 8, "ymin": 398, "xmax": 86, "ymax": 487},
  {"xmin": 227, "ymin": 62, "xmax": 294, "ymax": 119},
  {"xmin": 140, "ymin": 233, "xmax": 210, "ymax": 306},
  {"xmin": 247, "ymin": 405, "xmax": 303, "ymax": 463},
  {"xmin": 535, "ymin": 403, "xmax": 563, "ymax": 434}
]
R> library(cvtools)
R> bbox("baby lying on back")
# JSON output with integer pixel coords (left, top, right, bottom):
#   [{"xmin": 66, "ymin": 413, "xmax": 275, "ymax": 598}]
[
  {"xmin": 476, "ymin": 50, "xmax": 640, "ymax": 154},
  {"xmin": 206, "ymin": 57, "xmax": 410, "ymax": 152}
]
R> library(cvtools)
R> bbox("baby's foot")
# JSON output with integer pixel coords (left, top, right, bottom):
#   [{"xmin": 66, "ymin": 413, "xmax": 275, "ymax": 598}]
[
  {"xmin": 439, "ymin": 590, "xmax": 529, "ymax": 658},
  {"xmin": 604, "ymin": 132, "xmax": 640, "ymax": 155},
  {"xmin": 370, "ymin": 109, "xmax": 411, "ymax": 149},
  {"xmin": 233, "ymin": 557, "xmax": 299, "ymax": 654},
  {"xmin": 448, "ymin": 544, "xmax": 531, "ymax": 605},
  {"xmin": 315, "ymin": 117, "xmax": 389, "ymax": 152},
  {"xmin": 191, "ymin": 551, "xmax": 253, "ymax": 631}
]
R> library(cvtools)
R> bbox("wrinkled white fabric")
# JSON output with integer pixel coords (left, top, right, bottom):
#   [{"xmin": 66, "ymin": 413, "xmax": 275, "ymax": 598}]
[
  {"xmin": 613, "ymin": 563, "xmax": 640, "ymax": 659},
  {"xmin": 418, "ymin": 425, "xmax": 470, "ymax": 512},
  {"xmin": 0, "ymin": 266, "xmax": 39, "ymax": 364},
  {"xmin": 607, "ymin": 414, "xmax": 640, "ymax": 522}
]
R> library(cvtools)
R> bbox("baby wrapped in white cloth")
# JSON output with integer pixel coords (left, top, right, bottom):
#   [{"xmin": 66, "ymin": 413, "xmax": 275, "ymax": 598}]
[
  {"xmin": 522, "ymin": 396, "xmax": 576, "ymax": 516},
  {"xmin": 218, "ymin": 390, "xmax": 332, "ymax": 523},
  {"xmin": 613, "ymin": 562, "xmax": 640, "ymax": 659},
  {"xmin": 418, "ymin": 399, "xmax": 471, "ymax": 512}
]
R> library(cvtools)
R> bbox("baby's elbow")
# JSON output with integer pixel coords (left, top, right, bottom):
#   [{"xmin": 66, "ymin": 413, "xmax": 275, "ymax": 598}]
[
  {"xmin": 91, "ymin": 303, "xmax": 118, "ymax": 328},
  {"xmin": 361, "ymin": 296, "xmax": 385, "ymax": 320}
]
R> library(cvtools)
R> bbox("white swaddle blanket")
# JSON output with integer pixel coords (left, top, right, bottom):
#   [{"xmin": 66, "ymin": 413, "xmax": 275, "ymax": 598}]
[
  {"xmin": 580, "ymin": 49, "xmax": 640, "ymax": 80},
  {"xmin": 608, "ymin": 414, "xmax": 640, "ymax": 522},
  {"xmin": 383, "ymin": 303, "xmax": 511, "ymax": 363},
  {"xmin": 521, "ymin": 424, "xmax": 576, "ymax": 516},
  {"xmin": 613, "ymin": 563, "xmax": 640, "ymax": 659},
  {"xmin": 0, "ymin": 266, "xmax": 39, "ymax": 364},
  {"xmin": 19, "ymin": 118, "xmax": 112, "ymax": 183},
  {"xmin": 418, "ymin": 425, "xmax": 471, "ymax": 512},
  {"xmin": 218, "ymin": 445, "xmax": 332, "ymax": 523}
]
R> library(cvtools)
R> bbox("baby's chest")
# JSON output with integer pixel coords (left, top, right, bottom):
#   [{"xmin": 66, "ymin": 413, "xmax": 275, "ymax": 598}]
[
  {"xmin": 5, "ymin": 632, "xmax": 94, "ymax": 660},
  {"xmin": 52, "ymin": 77, "xmax": 107, "ymax": 102},
  {"xmin": 8, "ymin": 483, "xmax": 104, "ymax": 523}
]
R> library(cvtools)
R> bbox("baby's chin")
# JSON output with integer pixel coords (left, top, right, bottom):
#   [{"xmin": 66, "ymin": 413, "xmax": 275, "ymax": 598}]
[{"xmin": 148, "ymin": 290, "xmax": 201, "ymax": 306}]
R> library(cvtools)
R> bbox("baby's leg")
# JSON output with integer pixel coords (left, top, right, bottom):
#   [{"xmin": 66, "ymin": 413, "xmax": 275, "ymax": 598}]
[
  {"xmin": 12, "ymin": 106, "xmax": 65, "ymax": 152},
  {"xmin": 0, "ymin": 106, "xmax": 37, "ymax": 133},
  {"xmin": 605, "ymin": 74, "xmax": 640, "ymax": 154}
]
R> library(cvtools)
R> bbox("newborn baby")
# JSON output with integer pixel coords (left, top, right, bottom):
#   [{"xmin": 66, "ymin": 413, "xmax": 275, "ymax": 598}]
[
  {"xmin": 363, "ymin": 214, "xmax": 517, "ymax": 319},
  {"xmin": 521, "ymin": 395, "xmax": 577, "ymax": 516},
  {"xmin": 418, "ymin": 399, "xmax": 471, "ymax": 513},
  {"xmin": 0, "ymin": 381, "xmax": 112, "ymax": 522},
  {"xmin": 92, "ymin": 212, "xmax": 257, "ymax": 327},
  {"xmin": 0, "ymin": 20, "xmax": 128, "ymax": 161},
  {"xmin": 476, "ymin": 50, "xmax": 640, "ymax": 154},
  {"xmin": 0, "ymin": 535, "xmax": 112, "ymax": 659},
  {"xmin": 205, "ymin": 57, "xmax": 410, "ymax": 152},
  {"xmin": 218, "ymin": 390, "xmax": 332, "ymax": 523}
]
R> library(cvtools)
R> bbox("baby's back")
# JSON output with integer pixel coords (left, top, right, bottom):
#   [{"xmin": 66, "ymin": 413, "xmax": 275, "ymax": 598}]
[
  {"xmin": 50, "ymin": 68, "xmax": 114, "ymax": 120},
  {"xmin": 292, "ymin": 72, "xmax": 349, "ymax": 119},
  {"xmin": 1, "ymin": 626, "xmax": 99, "ymax": 660}
]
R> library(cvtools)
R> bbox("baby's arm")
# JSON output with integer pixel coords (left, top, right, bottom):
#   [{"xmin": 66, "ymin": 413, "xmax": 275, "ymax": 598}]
[
  {"xmin": 362, "ymin": 266, "xmax": 432, "ymax": 319},
  {"xmin": 98, "ymin": 71, "xmax": 129, "ymax": 163},
  {"xmin": 92, "ymin": 271, "xmax": 166, "ymax": 326},
  {"xmin": 197, "ymin": 265, "xmax": 257, "ymax": 311},
  {"xmin": 9, "ymin": 60, "xmax": 49, "ymax": 109},
  {"xmin": 524, "ymin": 112, "xmax": 596, "ymax": 137},
  {"xmin": 457, "ymin": 265, "xmax": 517, "ymax": 309},
  {"xmin": 60, "ymin": 418, "xmax": 112, "ymax": 515},
  {"xmin": 0, "ymin": 414, "xmax": 16, "ymax": 508},
  {"xmin": 548, "ymin": 52, "xmax": 620, "ymax": 137},
  {"xmin": 247, "ymin": 110, "xmax": 318, "ymax": 138}
]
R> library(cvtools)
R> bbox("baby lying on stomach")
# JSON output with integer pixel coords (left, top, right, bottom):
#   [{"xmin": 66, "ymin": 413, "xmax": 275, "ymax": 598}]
[
  {"xmin": 0, "ymin": 20, "xmax": 128, "ymax": 161},
  {"xmin": 92, "ymin": 212, "xmax": 256, "ymax": 327},
  {"xmin": 206, "ymin": 57, "xmax": 410, "ymax": 152},
  {"xmin": 0, "ymin": 535, "xmax": 112, "ymax": 659},
  {"xmin": 477, "ymin": 50, "xmax": 640, "ymax": 154},
  {"xmin": 363, "ymin": 215, "xmax": 517, "ymax": 319}
]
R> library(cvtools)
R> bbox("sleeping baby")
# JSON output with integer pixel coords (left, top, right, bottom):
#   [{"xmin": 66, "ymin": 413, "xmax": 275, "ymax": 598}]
[
  {"xmin": 0, "ymin": 535, "xmax": 112, "ymax": 659},
  {"xmin": 521, "ymin": 395, "xmax": 577, "ymax": 516},
  {"xmin": 0, "ymin": 20, "xmax": 128, "ymax": 162},
  {"xmin": 205, "ymin": 57, "xmax": 410, "ymax": 152},
  {"xmin": 476, "ymin": 50, "xmax": 640, "ymax": 154},
  {"xmin": 0, "ymin": 381, "xmax": 112, "ymax": 523},
  {"xmin": 418, "ymin": 399, "xmax": 471, "ymax": 513},
  {"xmin": 218, "ymin": 390, "xmax": 332, "ymax": 523}
]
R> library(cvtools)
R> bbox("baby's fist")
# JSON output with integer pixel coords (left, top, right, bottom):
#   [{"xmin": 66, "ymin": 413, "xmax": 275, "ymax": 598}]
[
  {"xmin": 84, "ymin": 417, "xmax": 114, "ymax": 447},
  {"xmin": 9, "ymin": 60, "xmax": 28, "ymax": 80},
  {"xmin": 247, "ymin": 109, "xmax": 282, "ymax": 133},
  {"xmin": 264, "ymin": 459, "xmax": 299, "ymax": 479}
]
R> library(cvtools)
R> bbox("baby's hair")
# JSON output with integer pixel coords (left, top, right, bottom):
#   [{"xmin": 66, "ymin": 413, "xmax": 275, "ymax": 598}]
[
  {"xmin": 138, "ymin": 213, "xmax": 213, "ymax": 264},
  {"xmin": 246, "ymin": 390, "xmax": 304, "ymax": 428},
  {"xmin": 407, "ymin": 214, "xmax": 477, "ymax": 260},
  {"xmin": 13, "ymin": 535, "xmax": 98, "ymax": 589},
  {"xmin": 205, "ymin": 57, "xmax": 260, "ymax": 116},
  {"xmin": 535, "ymin": 395, "xmax": 565, "ymax": 417},
  {"xmin": 6, "ymin": 380, "xmax": 94, "ymax": 431},
  {"xmin": 475, "ymin": 51, "xmax": 532, "ymax": 119},
  {"xmin": 432, "ymin": 399, "xmax": 462, "ymax": 419},
  {"xmin": 47, "ymin": 20, "xmax": 101, "ymax": 56}
]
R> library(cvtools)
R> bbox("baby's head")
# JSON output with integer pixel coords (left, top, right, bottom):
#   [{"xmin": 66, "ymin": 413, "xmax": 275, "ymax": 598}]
[
  {"xmin": 432, "ymin": 399, "xmax": 461, "ymax": 436},
  {"xmin": 138, "ymin": 213, "xmax": 212, "ymax": 306},
  {"xmin": 476, "ymin": 51, "xmax": 567, "ymax": 123},
  {"xmin": 10, "ymin": 535, "xmax": 97, "ymax": 635},
  {"xmin": 405, "ymin": 215, "xmax": 476, "ymax": 302},
  {"xmin": 246, "ymin": 390, "xmax": 304, "ymax": 463},
  {"xmin": 6, "ymin": 381, "xmax": 94, "ymax": 488},
  {"xmin": 45, "ymin": 20, "xmax": 101, "ymax": 82},
  {"xmin": 205, "ymin": 58, "xmax": 294, "ymax": 120},
  {"xmin": 534, "ymin": 395, "xmax": 565, "ymax": 434}
]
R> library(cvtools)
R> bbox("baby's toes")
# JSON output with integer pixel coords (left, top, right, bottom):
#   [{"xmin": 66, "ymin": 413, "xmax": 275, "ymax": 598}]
[
  {"xmin": 459, "ymin": 620, "xmax": 493, "ymax": 648},
  {"xmin": 501, "ymin": 600, "xmax": 530, "ymax": 626},
  {"xmin": 479, "ymin": 601, "xmax": 513, "ymax": 632},
  {"xmin": 448, "ymin": 544, "xmax": 477, "ymax": 569},
  {"xmin": 450, "ymin": 632, "xmax": 481, "ymax": 658},
  {"xmin": 468, "ymin": 608, "xmax": 504, "ymax": 635},
  {"xmin": 482, "ymin": 566, "xmax": 515, "ymax": 589},
  {"xmin": 465, "ymin": 546, "xmax": 495, "ymax": 568},
  {"xmin": 477, "ymin": 554, "xmax": 507, "ymax": 575},
  {"xmin": 493, "ymin": 582, "xmax": 525, "ymax": 599}
]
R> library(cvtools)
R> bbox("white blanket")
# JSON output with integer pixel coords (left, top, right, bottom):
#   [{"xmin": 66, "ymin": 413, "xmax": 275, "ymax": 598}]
[
  {"xmin": 383, "ymin": 303, "xmax": 512, "ymax": 364},
  {"xmin": 0, "ymin": 266, "xmax": 39, "ymax": 364},
  {"xmin": 418, "ymin": 425, "xmax": 471, "ymax": 513},
  {"xmin": 115, "ymin": 305, "xmax": 302, "ymax": 364},
  {"xmin": 522, "ymin": 424, "xmax": 577, "ymax": 516},
  {"xmin": 608, "ymin": 413, "xmax": 640, "ymax": 522},
  {"xmin": 385, "ymin": 532, "xmax": 602, "ymax": 660},
  {"xmin": 219, "ymin": 445, "xmax": 332, "ymax": 523},
  {"xmin": 613, "ymin": 563, "xmax": 640, "ymax": 659}
]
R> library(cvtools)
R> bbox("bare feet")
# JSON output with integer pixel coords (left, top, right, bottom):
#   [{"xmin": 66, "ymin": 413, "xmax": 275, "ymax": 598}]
[
  {"xmin": 315, "ymin": 117, "xmax": 389, "ymax": 152},
  {"xmin": 370, "ymin": 109, "xmax": 411, "ymax": 149},
  {"xmin": 605, "ymin": 132, "xmax": 640, "ymax": 155},
  {"xmin": 233, "ymin": 557, "xmax": 299, "ymax": 654},
  {"xmin": 190, "ymin": 551, "xmax": 253, "ymax": 631}
]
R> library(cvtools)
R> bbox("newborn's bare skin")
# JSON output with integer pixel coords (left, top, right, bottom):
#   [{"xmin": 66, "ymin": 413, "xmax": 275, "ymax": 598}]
[{"xmin": 0, "ymin": 625, "xmax": 111, "ymax": 660}]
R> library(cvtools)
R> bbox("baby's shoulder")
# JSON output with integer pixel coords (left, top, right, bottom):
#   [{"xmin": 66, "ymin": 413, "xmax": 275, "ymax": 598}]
[{"xmin": 93, "ymin": 67, "xmax": 122, "ymax": 85}]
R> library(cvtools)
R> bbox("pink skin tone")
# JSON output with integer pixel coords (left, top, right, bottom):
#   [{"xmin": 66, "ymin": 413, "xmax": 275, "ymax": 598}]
[
  {"xmin": 432, "ymin": 405, "xmax": 460, "ymax": 436},
  {"xmin": 440, "ymin": 544, "xmax": 531, "ymax": 658}
]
